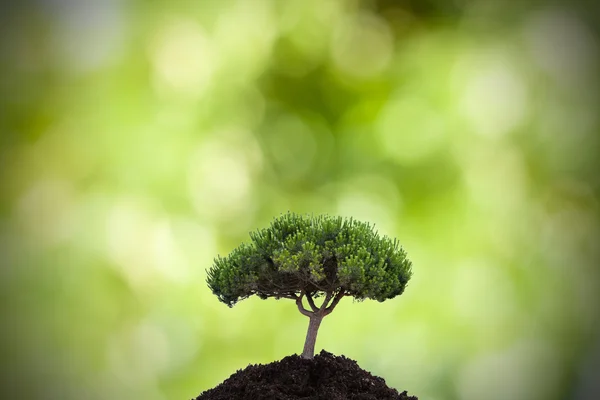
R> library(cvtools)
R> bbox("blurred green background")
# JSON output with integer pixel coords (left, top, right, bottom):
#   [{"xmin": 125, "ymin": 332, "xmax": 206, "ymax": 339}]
[{"xmin": 1, "ymin": 0, "xmax": 599, "ymax": 399}]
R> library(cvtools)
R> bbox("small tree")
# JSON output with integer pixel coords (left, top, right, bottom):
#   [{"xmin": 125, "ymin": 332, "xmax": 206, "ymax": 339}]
[{"xmin": 206, "ymin": 213, "xmax": 413, "ymax": 359}]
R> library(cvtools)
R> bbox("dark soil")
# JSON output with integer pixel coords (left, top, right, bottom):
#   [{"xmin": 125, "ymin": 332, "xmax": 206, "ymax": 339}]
[{"xmin": 194, "ymin": 350, "xmax": 417, "ymax": 400}]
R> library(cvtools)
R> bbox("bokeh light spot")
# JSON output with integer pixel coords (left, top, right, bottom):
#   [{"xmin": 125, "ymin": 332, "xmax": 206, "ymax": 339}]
[
  {"xmin": 107, "ymin": 322, "xmax": 171, "ymax": 386},
  {"xmin": 455, "ymin": 50, "xmax": 529, "ymax": 137},
  {"xmin": 458, "ymin": 143, "xmax": 528, "ymax": 215},
  {"xmin": 106, "ymin": 198, "xmax": 162, "ymax": 289},
  {"xmin": 376, "ymin": 98, "xmax": 447, "ymax": 164},
  {"xmin": 16, "ymin": 180, "xmax": 77, "ymax": 247},
  {"xmin": 331, "ymin": 11, "xmax": 394, "ymax": 79},
  {"xmin": 187, "ymin": 131, "xmax": 262, "ymax": 224},
  {"xmin": 213, "ymin": 0, "xmax": 277, "ymax": 84},
  {"xmin": 150, "ymin": 18, "xmax": 215, "ymax": 97},
  {"xmin": 335, "ymin": 175, "xmax": 402, "ymax": 236},
  {"xmin": 452, "ymin": 259, "xmax": 517, "ymax": 334},
  {"xmin": 274, "ymin": 1, "xmax": 341, "ymax": 76},
  {"xmin": 263, "ymin": 114, "xmax": 317, "ymax": 181},
  {"xmin": 150, "ymin": 219, "xmax": 190, "ymax": 284}
]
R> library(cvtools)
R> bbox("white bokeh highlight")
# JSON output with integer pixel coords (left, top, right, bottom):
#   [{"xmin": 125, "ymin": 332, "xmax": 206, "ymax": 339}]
[{"xmin": 455, "ymin": 50, "xmax": 529, "ymax": 138}]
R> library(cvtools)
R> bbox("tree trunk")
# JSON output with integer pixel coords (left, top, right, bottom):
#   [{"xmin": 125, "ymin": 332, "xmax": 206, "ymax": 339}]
[{"xmin": 301, "ymin": 315, "xmax": 323, "ymax": 359}]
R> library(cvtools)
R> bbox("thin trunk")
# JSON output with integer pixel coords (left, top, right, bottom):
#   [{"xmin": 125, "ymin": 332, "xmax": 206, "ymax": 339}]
[{"xmin": 301, "ymin": 315, "xmax": 323, "ymax": 359}]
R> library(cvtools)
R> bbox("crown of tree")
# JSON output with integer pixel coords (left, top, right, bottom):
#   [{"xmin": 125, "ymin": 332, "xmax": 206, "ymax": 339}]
[{"xmin": 206, "ymin": 212, "xmax": 413, "ymax": 358}]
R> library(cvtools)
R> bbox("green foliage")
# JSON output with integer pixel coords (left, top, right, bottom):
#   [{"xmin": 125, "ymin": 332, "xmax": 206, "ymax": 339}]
[{"xmin": 206, "ymin": 213, "xmax": 413, "ymax": 307}]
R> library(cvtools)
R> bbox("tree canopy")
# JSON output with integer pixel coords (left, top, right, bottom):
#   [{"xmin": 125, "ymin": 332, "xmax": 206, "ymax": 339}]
[{"xmin": 207, "ymin": 213, "xmax": 413, "ymax": 308}]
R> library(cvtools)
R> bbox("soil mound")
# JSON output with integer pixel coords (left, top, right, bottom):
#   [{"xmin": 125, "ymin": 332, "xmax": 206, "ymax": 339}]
[{"xmin": 194, "ymin": 350, "xmax": 417, "ymax": 400}]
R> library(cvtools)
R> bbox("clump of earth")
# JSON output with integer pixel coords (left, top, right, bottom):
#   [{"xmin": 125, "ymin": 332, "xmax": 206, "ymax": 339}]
[{"xmin": 194, "ymin": 350, "xmax": 417, "ymax": 400}]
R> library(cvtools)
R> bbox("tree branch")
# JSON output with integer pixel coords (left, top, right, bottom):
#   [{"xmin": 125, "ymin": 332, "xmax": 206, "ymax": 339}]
[
  {"xmin": 324, "ymin": 290, "xmax": 345, "ymax": 315},
  {"xmin": 310, "ymin": 281, "xmax": 329, "ymax": 291},
  {"xmin": 304, "ymin": 291, "xmax": 319, "ymax": 313},
  {"xmin": 319, "ymin": 292, "xmax": 333, "ymax": 313},
  {"xmin": 296, "ymin": 293, "xmax": 314, "ymax": 317}
]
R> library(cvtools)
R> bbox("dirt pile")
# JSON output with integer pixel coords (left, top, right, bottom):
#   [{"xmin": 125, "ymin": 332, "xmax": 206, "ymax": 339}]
[{"xmin": 194, "ymin": 350, "xmax": 417, "ymax": 400}]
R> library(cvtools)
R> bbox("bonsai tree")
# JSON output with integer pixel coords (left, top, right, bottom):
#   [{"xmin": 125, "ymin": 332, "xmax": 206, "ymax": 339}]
[{"xmin": 206, "ymin": 213, "xmax": 413, "ymax": 359}]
